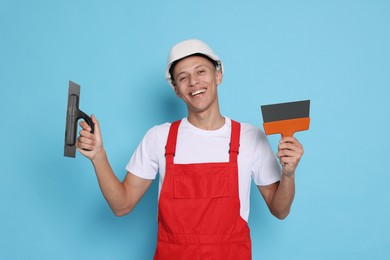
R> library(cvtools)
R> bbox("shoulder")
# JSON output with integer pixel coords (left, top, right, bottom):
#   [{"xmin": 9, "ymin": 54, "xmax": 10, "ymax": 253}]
[
  {"xmin": 144, "ymin": 119, "xmax": 194, "ymax": 141},
  {"xmin": 147, "ymin": 122, "xmax": 171, "ymax": 134},
  {"xmin": 235, "ymin": 121, "xmax": 265, "ymax": 139},
  {"xmin": 139, "ymin": 122, "xmax": 171, "ymax": 146},
  {"xmin": 233, "ymin": 121, "xmax": 269, "ymax": 151},
  {"xmin": 134, "ymin": 122, "xmax": 173, "ymax": 161},
  {"xmin": 239, "ymin": 122, "xmax": 260, "ymax": 133}
]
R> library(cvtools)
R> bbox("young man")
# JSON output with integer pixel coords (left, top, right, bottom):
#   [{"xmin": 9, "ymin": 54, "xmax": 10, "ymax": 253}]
[{"xmin": 77, "ymin": 39, "xmax": 304, "ymax": 259}]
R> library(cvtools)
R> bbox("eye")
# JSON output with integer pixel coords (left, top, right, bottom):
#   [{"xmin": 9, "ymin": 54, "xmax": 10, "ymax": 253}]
[
  {"xmin": 197, "ymin": 69, "xmax": 206, "ymax": 75},
  {"xmin": 178, "ymin": 75, "xmax": 188, "ymax": 82}
]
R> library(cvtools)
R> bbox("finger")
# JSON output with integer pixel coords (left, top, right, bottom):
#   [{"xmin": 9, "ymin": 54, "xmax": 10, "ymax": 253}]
[
  {"xmin": 280, "ymin": 156, "xmax": 300, "ymax": 167},
  {"xmin": 279, "ymin": 138, "xmax": 303, "ymax": 149},
  {"xmin": 278, "ymin": 142, "xmax": 294, "ymax": 151},
  {"xmin": 79, "ymin": 120, "xmax": 92, "ymax": 131},
  {"xmin": 79, "ymin": 128, "xmax": 91, "ymax": 136},
  {"xmin": 77, "ymin": 147, "xmax": 93, "ymax": 157},
  {"xmin": 277, "ymin": 154, "xmax": 301, "ymax": 168},
  {"xmin": 280, "ymin": 137, "xmax": 302, "ymax": 147},
  {"xmin": 280, "ymin": 136, "xmax": 293, "ymax": 144},
  {"xmin": 278, "ymin": 147, "xmax": 303, "ymax": 158},
  {"xmin": 78, "ymin": 135, "xmax": 96, "ymax": 146},
  {"xmin": 76, "ymin": 138, "xmax": 95, "ymax": 151},
  {"xmin": 278, "ymin": 143, "xmax": 303, "ymax": 154}
]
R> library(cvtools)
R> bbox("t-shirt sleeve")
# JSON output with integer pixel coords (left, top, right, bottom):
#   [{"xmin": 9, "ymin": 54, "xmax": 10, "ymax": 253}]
[
  {"xmin": 125, "ymin": 126, "xmax": 160, "ymax": 180},
  {"xmin": 251, "ymin": 130, "xmax": 282, "ymax": 186}
]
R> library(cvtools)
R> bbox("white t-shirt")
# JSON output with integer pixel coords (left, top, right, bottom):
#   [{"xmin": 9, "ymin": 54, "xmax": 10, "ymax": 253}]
[{"xmin": 126, "ymin": 117, "xmax": 281, "ymax": 221}]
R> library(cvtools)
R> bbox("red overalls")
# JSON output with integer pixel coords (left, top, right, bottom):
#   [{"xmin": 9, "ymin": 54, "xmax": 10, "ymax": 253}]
[{"xmin": 154, "ymin": 120, "xmax": 252, "ymax": 260}]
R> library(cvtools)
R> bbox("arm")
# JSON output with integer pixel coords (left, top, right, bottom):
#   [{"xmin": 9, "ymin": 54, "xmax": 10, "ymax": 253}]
[
  {"xmin": 258, "ymin": 137, "xmax": 303, "ymax": 220},
  {"xmin": 77, "ymin": 115, "xmax": 153, "ymax": 216}
]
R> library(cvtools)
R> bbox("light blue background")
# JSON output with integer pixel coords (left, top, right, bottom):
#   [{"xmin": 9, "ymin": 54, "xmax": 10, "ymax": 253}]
[{"xmin": 1, "ymin": 0, "xmax": 389, "ymax": 259}]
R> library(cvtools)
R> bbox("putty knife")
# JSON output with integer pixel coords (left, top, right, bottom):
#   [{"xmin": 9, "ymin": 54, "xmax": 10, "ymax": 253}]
[{"xmin": 261, "ymin": 100, "xmax": 310, "ymax": 137}]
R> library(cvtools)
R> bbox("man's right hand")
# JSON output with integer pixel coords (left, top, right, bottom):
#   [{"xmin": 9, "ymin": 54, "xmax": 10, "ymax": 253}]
[
  {"xmin": 76, "ymin": 115, "xmax": 152, "ymax": 216},
  {"xmin": 77, "ymin": 114, "xmax": 104, "ymax": 161}
]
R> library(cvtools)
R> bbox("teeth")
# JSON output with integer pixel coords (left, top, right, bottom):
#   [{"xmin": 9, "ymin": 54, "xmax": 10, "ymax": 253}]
[{"xmin": 191, "ymin": 89, "xmax": 206, "ymax": 96}]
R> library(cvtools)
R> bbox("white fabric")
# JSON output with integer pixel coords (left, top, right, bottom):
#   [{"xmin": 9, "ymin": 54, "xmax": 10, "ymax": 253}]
[{"xmin": 126, "ymin": 117, "xmax": 281, "ymax": 221}]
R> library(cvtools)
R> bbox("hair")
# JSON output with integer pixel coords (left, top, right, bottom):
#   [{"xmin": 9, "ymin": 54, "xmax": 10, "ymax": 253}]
[{"xmin": 169, "ymin": 53, "xmax": 219, "ymax": 84}]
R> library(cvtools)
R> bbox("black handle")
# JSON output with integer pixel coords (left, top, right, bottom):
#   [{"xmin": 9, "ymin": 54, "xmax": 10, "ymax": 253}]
[
  {"xmin": 79, "ymin": 110, "xmax": 95, "ymax": 134},
  {"xmin": 65, "ymin": 94, "xmax": 94, "ymax": 146}
]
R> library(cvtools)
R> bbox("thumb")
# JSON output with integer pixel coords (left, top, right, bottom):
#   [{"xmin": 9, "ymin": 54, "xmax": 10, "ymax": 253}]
[
  {"xmin": 91, "ymin": 114, "xmax": 98, "ymax": 124},
  {"xmin": 91, "ymin": 114, "xmax": 98, "ymax": 126},
  {"xmin": 90, "ymin": 114, "xmax": 101, "ymax": 135},
  {"xmin": 91, "ymin": 114, "xmax": 104, "ymax": 146}
]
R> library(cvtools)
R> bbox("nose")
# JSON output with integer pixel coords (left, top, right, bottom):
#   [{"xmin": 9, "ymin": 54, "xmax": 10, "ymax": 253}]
[{"xmin": 189, "ymin": 73, "xmax": 200, "ymax": 87}]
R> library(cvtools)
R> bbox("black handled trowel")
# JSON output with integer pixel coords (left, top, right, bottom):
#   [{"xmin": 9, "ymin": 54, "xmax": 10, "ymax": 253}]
[{"xmin": 64, "ymin": 81, "xmax": 94, "ymax": 158}]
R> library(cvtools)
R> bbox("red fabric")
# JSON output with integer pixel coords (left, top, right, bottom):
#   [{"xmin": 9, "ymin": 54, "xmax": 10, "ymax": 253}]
[{"xmin": 154, "ymin": 120, "xmax": 252, "ymax": 260}]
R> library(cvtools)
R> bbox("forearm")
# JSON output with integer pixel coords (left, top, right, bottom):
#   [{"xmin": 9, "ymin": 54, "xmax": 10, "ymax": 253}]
[
  {"xmin": 91, "ymin": 150, "xmax": 129, "ymax": 215},
  {"xmin": 270, "ymin": 173, "xmax": 295, "ymax": 220},
  {"xmin": 271, "ymin": 135, "xmax": 303, "ymax": 219}
]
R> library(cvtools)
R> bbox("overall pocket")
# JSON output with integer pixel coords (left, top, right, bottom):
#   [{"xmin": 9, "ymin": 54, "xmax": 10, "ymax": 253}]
[{"xmin": 173, "ymin": 173, "xmax": 229, "ymax": 199}]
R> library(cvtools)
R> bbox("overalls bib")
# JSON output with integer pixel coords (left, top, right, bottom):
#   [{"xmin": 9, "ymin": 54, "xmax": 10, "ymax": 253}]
[{"xmin": 154, "ymin": 120, "xmax": 252, "ymax": 260}]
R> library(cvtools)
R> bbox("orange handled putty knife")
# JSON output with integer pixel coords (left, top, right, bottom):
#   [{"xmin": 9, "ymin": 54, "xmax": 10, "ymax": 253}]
[{"xmin": 261, "ymin": 100, "xmax": 310, "ymax": 137}]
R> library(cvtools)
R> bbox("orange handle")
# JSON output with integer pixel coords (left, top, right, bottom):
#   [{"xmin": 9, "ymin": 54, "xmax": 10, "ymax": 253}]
[{"xmin": 263, "ymin": 117, "xmax": 310, "ymax": 137}]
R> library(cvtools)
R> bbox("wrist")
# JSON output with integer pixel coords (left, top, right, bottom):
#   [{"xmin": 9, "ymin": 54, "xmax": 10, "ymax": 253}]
[
  {"xmin": 282, "ymin": 170, "xmax": 295, "ymax": 178},
  {"xmin": 91, "ymin": 147, "xmax": 107, "ymax": 164}
]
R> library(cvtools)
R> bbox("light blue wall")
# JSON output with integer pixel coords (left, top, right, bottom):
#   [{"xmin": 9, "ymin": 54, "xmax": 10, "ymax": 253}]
[{"xmin": 1, "ymin": 0, "xmax": 389, "ymax": 259}]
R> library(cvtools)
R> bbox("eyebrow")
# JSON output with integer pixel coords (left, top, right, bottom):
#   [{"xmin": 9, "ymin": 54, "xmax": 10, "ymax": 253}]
[{"xmin": 175, "ymin": 65, "xmax": 208, "ymax": 78}]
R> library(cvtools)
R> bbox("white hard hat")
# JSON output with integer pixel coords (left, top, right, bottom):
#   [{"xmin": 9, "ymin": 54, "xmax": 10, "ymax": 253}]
[{"xmin": 165, "ymin": 39, "xmax": 223, "ymax": 88}]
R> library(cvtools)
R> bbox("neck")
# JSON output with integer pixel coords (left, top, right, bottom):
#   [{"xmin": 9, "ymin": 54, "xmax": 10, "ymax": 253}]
[{"xmin": 187, "ymin": 111, "xmax": 225, "ymax": 130}]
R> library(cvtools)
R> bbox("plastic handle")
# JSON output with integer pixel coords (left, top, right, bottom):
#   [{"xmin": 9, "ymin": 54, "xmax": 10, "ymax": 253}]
[
  {"xmin": 65, "ymin": 94, "xmax": 94, "ymax": 146},
  {"xmin": 263, "ymin": 117, "xmax": 310, "ymax": 137}
]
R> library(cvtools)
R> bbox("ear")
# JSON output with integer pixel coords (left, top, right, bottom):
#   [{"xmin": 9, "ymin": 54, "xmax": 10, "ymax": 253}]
[
  {"xmin": 173, "ymin": 84, "xmax": 181, "ymax": 98},
  {"xmin": 215, "ymin": 69, "xmax": 223, "ymax": 85}
]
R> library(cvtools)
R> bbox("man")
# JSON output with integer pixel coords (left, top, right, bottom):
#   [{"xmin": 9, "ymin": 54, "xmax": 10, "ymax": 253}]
[{"xmin": 77, "ymin": 39, "xmax": 304, "ymax": 259}]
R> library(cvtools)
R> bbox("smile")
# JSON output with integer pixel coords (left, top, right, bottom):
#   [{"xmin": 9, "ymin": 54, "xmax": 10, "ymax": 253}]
[{"xmin": 190, "ymin": 89, "xmax": 206, "ymax": 96}]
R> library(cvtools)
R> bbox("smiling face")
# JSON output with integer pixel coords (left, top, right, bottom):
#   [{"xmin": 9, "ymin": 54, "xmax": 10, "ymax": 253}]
[{"xmin": 172, "ymin": 55, "xmax": 223, "ymax": 117}]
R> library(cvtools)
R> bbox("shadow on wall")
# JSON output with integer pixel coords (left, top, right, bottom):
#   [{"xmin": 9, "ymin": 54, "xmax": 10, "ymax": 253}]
[
  {"xmin": 150, "ymin": 82, "xmax": 186, "ymax": 123},
  {"xmin": 127, "ymin": 73, "xmax": 186, "ymax": 125}
]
